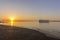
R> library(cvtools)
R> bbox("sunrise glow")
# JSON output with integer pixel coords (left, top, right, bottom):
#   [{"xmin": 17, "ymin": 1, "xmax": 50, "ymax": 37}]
[
  {"xmin": 10, "ymin": 17, "xmax": 15, "ymax": 26},
  {"xmin": 10, "ymin": 17, "xmax": 15, "ymax": 21}
]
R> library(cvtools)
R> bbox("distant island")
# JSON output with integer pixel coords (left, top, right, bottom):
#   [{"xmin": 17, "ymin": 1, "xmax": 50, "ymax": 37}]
[
  {"xmin": 39, "ymin": 20, "xmax": 49, "ymax": 23},
  {"xmin": 39, "ymin": 20, "xmax": 60, "ymax": 23}
]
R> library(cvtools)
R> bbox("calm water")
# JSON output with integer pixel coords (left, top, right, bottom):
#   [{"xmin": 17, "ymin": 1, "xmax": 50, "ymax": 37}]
[{"xmin": 1, "ymin": 21, "xmax": 60, "ymax": 39}]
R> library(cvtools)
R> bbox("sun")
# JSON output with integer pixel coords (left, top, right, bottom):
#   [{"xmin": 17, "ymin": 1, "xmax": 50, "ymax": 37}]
[
  {"xmin": 10, "ymin": 17, "xmax": 15, "ymax": 21},
  {"xmin": 10, "ymin": 17, "xmax": 15, "ymax": 26},
  {"xmin": 9, "ymin": 16, "xmax": 15, "ymax": 21}
]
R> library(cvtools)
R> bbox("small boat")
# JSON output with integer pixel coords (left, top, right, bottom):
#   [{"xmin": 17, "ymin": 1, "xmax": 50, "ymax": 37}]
[{"xmin": 39, "ymin": 20, "xmax": 49, "ymax": 23}]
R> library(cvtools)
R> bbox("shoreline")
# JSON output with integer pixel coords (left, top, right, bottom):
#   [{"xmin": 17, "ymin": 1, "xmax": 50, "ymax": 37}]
[{"xmin": 0, "ymin": 24, "xmax": 59, "ymax": 40}]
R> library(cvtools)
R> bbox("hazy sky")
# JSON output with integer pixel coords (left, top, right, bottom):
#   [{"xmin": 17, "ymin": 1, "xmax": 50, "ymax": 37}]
[{"xmin": 0, "ymin": 0, "xmax": 60, "ymax": 20}]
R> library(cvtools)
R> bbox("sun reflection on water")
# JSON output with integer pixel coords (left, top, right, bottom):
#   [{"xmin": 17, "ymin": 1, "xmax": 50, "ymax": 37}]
[{"xmin": 11, "ymin": 20, "xmax": 14, "ymax": 26}]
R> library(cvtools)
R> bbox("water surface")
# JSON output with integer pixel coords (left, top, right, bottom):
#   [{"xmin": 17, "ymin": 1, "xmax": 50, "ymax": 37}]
[{"xmin": 1, "ymin": 21, "xmax": 60, "ymax": 39}]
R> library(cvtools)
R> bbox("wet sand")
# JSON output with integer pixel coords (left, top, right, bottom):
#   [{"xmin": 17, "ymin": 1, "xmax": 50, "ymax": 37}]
[{"xmin": 0, "ymin": 25, "xmax": 59, "ymax": 40}]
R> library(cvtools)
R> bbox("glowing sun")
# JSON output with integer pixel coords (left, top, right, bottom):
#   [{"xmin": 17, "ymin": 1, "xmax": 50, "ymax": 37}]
[{"xmin": 10, "ymin": 17, "xmax": 15, "ymax": 26}]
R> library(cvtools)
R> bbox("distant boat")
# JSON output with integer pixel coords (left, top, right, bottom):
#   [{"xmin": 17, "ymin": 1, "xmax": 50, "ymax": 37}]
[{"xmin": 39, "ymin": 20, "xmax": 49, "ymax": 23}]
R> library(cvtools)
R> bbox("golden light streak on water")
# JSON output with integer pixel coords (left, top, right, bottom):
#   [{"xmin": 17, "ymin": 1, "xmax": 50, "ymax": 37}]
[{"xmin": 11, "ymin": 20, "xmax": 14, "ymax": 26}]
